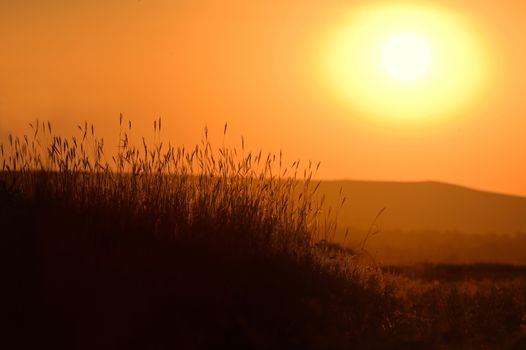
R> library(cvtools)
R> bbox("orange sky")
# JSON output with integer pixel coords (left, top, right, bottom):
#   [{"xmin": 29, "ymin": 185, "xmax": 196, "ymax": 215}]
[{"xmin": 1, "ymin": 0, "xmax": 525, "ymax": 196}]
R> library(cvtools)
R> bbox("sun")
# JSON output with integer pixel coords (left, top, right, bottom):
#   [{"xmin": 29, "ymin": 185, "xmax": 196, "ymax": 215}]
[
  {"xmin": 322, "ymin": 4, "xmax": 491, "ymax": 124},
  {"xmin": 381, "ymin": 33, "xmax": 432, "ymax": 81}
]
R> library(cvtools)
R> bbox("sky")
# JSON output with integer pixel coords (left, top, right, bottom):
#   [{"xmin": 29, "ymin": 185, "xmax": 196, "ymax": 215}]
[{"xmin": 1, "ymin": 0, "xmax": 525, "ymax": 196}]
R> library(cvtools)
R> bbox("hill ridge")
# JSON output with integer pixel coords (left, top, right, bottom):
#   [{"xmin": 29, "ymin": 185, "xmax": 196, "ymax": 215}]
[
  {"xmin": 319, "ymin": 179, "xmax": 526, "ymax": 200},
  {"xmin": 315, "ymin": 179, "xmax": 526, "ymax": 234}
]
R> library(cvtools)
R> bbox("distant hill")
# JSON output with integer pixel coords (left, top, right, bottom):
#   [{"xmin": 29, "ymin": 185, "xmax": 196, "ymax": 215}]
[{"xmin": 317, "ymin": 180, "xmax": 526, "ymax": 235}]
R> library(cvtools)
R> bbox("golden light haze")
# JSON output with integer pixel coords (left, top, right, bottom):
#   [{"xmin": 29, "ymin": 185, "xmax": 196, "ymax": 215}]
[
  {"xmin": 1, "ymin": 0, "xmax": 525, "ymax": 196},
  {"xmin": 324, "ymin": 4, "xmax": 490, "ymax": 122}
]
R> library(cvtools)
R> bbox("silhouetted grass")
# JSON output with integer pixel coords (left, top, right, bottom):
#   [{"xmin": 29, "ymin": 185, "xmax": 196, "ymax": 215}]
[{"xmin": 1, "ymin": 119, "xmax": 525, "ymax": 349}]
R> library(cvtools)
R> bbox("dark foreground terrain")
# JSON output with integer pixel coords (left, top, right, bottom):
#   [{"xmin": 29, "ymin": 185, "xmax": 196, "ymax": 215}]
[
  {"xmin": 1, "ymin": 122, "xmax": 525, "ymax": 349},
  {"xmin": 2, "ymin": 183, "xmax": 526, "ymax": 350}
]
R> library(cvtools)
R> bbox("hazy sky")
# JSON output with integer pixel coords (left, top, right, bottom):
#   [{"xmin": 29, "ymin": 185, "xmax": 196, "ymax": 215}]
[{"xmin": 1, "ymin": 0, "xmax": 525, "ymax": 196}]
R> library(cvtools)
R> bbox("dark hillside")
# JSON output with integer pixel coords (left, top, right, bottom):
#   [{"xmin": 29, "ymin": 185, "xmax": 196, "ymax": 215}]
[
  {"xmin": 319, "ymin": 180, "xmax": 526, "ymax": 234},
  {"xmin": 1, "ymin": 121, "xmax": 525, "ymax": 349}
]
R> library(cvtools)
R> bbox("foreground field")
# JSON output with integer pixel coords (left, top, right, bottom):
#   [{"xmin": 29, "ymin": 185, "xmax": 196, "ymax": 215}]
[
  {"xmin": 2, "ymin": 184, "xmax": 525, "ymax": 349},
  {"xmin": 2, "ymin": 121, "xmax": 525, "ymax": 349}
]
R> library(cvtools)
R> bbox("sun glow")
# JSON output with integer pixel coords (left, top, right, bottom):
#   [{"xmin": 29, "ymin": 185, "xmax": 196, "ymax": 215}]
[
  {"xmin": 323, "ymin": 5, "xmax": 491, "ymax": 124},
  {"xmin": 381, "ymin": 33, "xmax": 432, "ymax": 81}
]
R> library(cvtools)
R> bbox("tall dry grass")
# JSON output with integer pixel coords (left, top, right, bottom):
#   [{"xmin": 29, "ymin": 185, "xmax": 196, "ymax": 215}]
[
  {"xmin": 1, "ymin": 118, "xmax": 525, "ymax": 350},
  {"xmin": 1, "ymin": 117, "xmax": 354, "ymax": 265}
]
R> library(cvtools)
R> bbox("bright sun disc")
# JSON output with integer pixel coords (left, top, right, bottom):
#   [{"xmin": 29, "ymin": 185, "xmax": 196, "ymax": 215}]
[
  {"xmin": 381, "ymin": 33, "xmax": 432, "ymax": 81},
  {"xmin": 322, "ymin": 4, "xmax": 491, "ymax": 124}
]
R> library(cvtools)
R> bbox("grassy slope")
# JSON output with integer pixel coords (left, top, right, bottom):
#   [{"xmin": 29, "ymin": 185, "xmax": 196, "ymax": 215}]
[
  {"xmin": 2, "ymin": 184, "xmax": 526, "ymax": 350},
  {"xmin": 0, "ymin": 181, "xmax": 395, "ymax": 350},
  {"xmin": 1, "ymin": 121, "xmax": 525, "ymax": 349}
]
